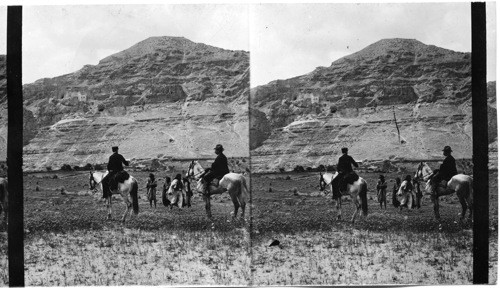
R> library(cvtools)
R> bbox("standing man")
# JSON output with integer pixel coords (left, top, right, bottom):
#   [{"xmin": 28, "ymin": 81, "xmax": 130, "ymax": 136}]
[
  {"xmin": 102, "ymin": 146, "xmax": 129, "ymax": 197},
  {"xmin": 332, "ymin": 147, "xmax": 359, "ymax": 195},
  {"xmin": 202, "ymin": 144, "xmax": 230, "ymax": 195}
]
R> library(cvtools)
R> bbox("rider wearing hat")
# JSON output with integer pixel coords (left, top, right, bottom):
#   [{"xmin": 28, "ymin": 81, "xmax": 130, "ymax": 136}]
[
  {"xmin": 102, "ymin": 146, "xmax": 129, "ymax": 197},
  {"xmin": 202, "ymin": 144, "xmax": 230, "ymax": 194},
  {"xmin": 433, "ymin": 145, "xmax": 458, "ymax": 192},
  {"xmin": 332, "ymin": 147, "xmax": 359, "ymax": 194}
]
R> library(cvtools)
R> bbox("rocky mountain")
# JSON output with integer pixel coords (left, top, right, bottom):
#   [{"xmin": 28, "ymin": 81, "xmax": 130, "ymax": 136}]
[
  {"xmin": 22, "ymin": 36, "xmax": 249, "ymax": 171},
  {"xmin": 250, "ymin": 38, "xmax": 493, "ymax": 172}
]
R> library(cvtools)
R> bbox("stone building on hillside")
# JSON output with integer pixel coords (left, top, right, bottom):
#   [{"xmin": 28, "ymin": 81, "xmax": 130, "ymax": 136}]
[{"xmin": 60, "ymin": 85, "xmax": 89, "ymax": 102}]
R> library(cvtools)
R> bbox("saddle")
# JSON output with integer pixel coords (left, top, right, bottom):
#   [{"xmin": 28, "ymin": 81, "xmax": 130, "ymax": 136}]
[
  {"xmin": 114, "ymin": 171, "xmax": 130, "ymax": 183},
  {"xmin": 344, "ymin": 172, "xmax": 359, "ymax": 185}
]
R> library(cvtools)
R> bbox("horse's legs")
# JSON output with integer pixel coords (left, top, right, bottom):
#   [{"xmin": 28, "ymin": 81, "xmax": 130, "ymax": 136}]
[
  {"xmin": 465, "ymin": 195, "xmax": 473, "ymax": 221},
  {"xmin": 240, "ymin": 198, "xmax": 246, "ymax": 220},
  {"xmin": 431, "ymin": 194, "xmax": 440, "ymax": 220},
  {"xmin": 107, "ymin": 197, "xmax": 112, "ymax": 220},
  {"xmin": 332, "ymin": 198, "xmax": 341, "ymax": 220},
  {"xmin": 351, "ymin": 197, "xmax": 359, "ymax": 223},
  {"xmin": 203, "ymin": 195, "xmax": 212, "ymax": 218},
  {"xmin": 121, "ymin": 193, "xmax": 132, "ymax": 223},
  {"xmin": 457, "ymin": 192, "xmax": 467, "ymax": 221}
]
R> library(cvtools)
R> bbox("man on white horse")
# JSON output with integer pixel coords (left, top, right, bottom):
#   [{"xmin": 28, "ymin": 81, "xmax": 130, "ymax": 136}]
[
  {"xmin": 102, "ymin": 146, "xmax": 130, "ymax": 198},
  {"xmin": 432, "ymin": 145, "xmax": 458, "ymax": 194},
  {"xmin": 332, "ymin": 147, "xmax": 359, "ymax": 196},
  {"xmin": 201, "ymin": 144, "xmax": 230, "ymax": 195}
]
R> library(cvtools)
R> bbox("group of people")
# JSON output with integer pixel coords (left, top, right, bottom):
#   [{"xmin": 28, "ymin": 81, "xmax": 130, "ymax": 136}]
[
  {"xmin": 331, "ymin": 145, "xmax": 458, "ymax": 197},
  {"xmin": 100, "ymin": 143, "xmax": 458, "ymax": 206},
  {"xmin": 100, "ymin": 144, "xmax": 231, "ymax": 198}
]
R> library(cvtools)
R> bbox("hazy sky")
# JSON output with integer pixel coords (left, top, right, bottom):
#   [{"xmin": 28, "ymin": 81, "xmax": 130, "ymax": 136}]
[
  {"xmin": 11, "ymin": 2, "xmax": 497, "ymax": 85},
  {"xmin": 22, "ymin": 5, "xmax": 249, "ymax": 84},
  {"xmin": 251, "ymin": 2, "xmax": 496, "ymax": 87}
]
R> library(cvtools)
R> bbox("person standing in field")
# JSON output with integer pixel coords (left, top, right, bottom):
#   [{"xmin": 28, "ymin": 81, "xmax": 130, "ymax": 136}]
[
  {"xmin": 392, "ymin": 177, "xmax": 401, "ymax": 208},
  {"xmin": 146, "ymin": 173, "xmax": 157, "ymax": 208},
  {"xmin": 377, "ymin": 175, "xmax": 387, "ymax": 209}
]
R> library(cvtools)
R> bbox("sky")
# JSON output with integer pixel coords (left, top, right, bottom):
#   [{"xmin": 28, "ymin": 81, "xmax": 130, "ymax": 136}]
[
  {"xmin": 250, "ymin": 2, "xmax": 496, "ymax": 87},
  {"xmin": 0, "ymin": 2, "xmax": 495, "ymax": 85},
  {"xmin": 21, "ymin": 5, "xmax": 249, "ymax": 84}
]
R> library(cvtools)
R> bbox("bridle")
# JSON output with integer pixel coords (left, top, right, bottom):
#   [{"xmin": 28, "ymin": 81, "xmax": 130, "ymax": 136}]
[
  {"xmin": 416, "ymin": 162, "xmax": 433, "ymax": 182},
  {"xmin": 89, "ymin": 172, "xmax": 98, "ymax": 191},
  {"xmin": 319, "ymin": 173, "xmax": 327, "ymax": 191},
  {"xmin": 186, "ymin": 160, "xmax": 205, "ymax": 180}
]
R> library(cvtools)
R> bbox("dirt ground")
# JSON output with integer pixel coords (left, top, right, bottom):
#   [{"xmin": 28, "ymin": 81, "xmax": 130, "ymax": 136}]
[
  {"xmin": 250, "ymin": 171, "xmax": 498, "ymax": 285},
  {"xmin": 21, "ymin": 169, "xmax": 251, "ymax": 286},
  {"xmin": 0, "ymin": 169, "xmax": 497, "ymax": 285}
]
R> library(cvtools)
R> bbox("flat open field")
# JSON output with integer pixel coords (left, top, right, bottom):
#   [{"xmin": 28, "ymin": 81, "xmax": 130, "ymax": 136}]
[
  {"xmin": 250, "ymin": 171, "xmax": 498, "ymax": 285},
  {"xmin": 0, "ymin": 169, "xmax": 497, "ymax": 285},
  {"xmin": 22, "ymin": 169, "xmax": 251, "ymax": 286}
]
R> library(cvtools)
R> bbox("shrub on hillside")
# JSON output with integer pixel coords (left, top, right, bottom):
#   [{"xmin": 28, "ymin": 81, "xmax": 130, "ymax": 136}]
[
  {"xmin": 61, "ymin": 164, "xmax": 73, "ymax": 171},
  {"xmin": 293, "ymin": 165, "xmax": 305, "ymax": 173},
  {"xmin": 94, "ymin": 164, "xmax": 103, "ymax": 170}
]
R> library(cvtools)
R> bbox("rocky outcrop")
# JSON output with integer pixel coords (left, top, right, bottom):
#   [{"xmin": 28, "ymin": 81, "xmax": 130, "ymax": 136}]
[
  {"xmin": 250, "ymin": 39, "xmax": 479, "ymax": 172},
  {"xmin": 22, "ymin": 37, "xmax": 249, "ymax": 171}
]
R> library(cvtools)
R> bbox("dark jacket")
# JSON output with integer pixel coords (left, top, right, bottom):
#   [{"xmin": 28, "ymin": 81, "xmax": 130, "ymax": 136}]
[
  {"xmin": 107, "ymin": 153, "xmax": 129, "ymax": 172},
  {"xmin": 439, "ymin": 155, "xmax": 458, "ymax": 181},
  {"xmin": 336, "ymin": 154, "xmax": 358, "ymax": 173},
  {"xmin": 211, "ymin": 153, "xmax": 230, "ymax": 180}
]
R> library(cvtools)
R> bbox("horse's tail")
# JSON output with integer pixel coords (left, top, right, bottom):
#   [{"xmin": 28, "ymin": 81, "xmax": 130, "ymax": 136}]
[
  {"xmin": 360, "ymin": 180, "xmax": 368, "ymax": 216},
  {"xmin": 130, "ymin": 180, "xmax": 139, "ymax": 215},
  {"xmin": 467, "ymin": 176, "xmax": 473, "ymax": 201},
  {"xmin": 240, "ymin": 176, "xmax": 249, "ymax": 203}
]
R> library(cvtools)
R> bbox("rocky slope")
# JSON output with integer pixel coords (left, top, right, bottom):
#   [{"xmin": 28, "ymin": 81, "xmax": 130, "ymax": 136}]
[
  {"xmin": 22, "ymin": 37, "xmax": 249, "ymax": 171},
  {"xmin": 250, "ymin": 38, "xmax": 494, "ymax": 172}
]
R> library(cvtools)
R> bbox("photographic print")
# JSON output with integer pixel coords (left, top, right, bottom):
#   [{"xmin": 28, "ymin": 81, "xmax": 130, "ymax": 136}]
[
  {"xmin": 22, "ymin": 5, "xmax": 250, "ymax": 285},
  {"xmin": 249, "ymin": 2, "xmax": 496, "ymax": 285}
]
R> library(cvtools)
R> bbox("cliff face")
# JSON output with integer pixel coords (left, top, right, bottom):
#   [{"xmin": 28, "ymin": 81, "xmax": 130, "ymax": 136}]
[
  {"xmin": 22, "ymin": 37, "xmax": 249, "ymax": 171},
  {"xmin": 250, "ymin": 39, "xmax": 483, "ymax": 172}
]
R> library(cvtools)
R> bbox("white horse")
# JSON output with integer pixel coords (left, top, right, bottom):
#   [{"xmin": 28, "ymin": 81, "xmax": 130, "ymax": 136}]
[
  {"xmin": 425, "ymin": 172, "xmax": 473, "ymax": 222},
  {"xmin": 89, "ymin": 171, "xmax": 139, "ymax": 223},
  {"xmin": 0, "ymin": 178, "xmax": 8, "ymax": 224},
  {"xmin": 186, "ymin": 161, "xmax": 248, "ymax": 219},
  {"xmin": 319, "ymin": 171, "xmax": 368, "ymax": 223},
  {"xmin": 415, "ymin": 162, "xmax": 434, "ymax": 182}
]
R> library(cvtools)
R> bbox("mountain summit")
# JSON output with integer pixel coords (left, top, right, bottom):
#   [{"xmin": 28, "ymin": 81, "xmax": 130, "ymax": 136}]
[
  {"xmin": 22, "ymin": 37, "xmax": 249, "ymax": 170},
  {"xmin": 100, "ymin": 36, "xmax": 237, "ymax": 64},
  {"xmin": 250, "ymin": 38, "xmax": 476, "ymax": 172},
  {"xmin": 334, "ymin": 38, "xmax": 460, "ymax": 65}
]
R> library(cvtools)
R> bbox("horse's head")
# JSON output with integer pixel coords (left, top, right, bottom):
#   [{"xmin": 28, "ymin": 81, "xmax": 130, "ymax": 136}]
[
  {"xmin": 186, "ymin": 161, "xmax": 195, "ymax": 178},
  {"xmin": 89, "ymin": 171, "xmax": 97, "ymax": 191},
  {"xmin": 319, "ymin": 172, "xmax": 336, "ymax": 191},
  {"xmin": 416, "ymin": 162, "xmax": 433, "ymax": 182},
  {"xmin": 186, "ymin": 160, "xmax": 205, "ymax": 180}
]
